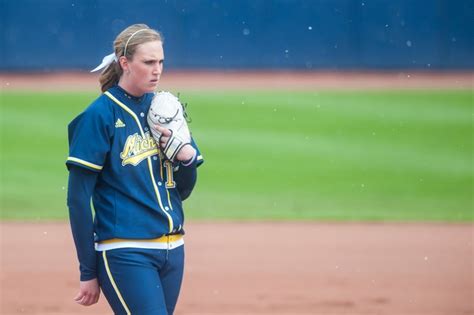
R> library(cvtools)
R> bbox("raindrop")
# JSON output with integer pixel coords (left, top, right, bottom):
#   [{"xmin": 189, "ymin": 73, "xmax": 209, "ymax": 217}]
[
  {"xmin": 361, "ymin": 2, "xmax": 365, "ymax": 6},
  {"xmin": 385, "ymin": 24, "xmax": 389, "ymax": 28},
  {"xmin": 243, "ymin": 28, "xmax": 250, "ymax": 36},
  {"xmin": 406, "ymin": 40, "xmax": 412, "ymax": 47},
  {"xmin": 308, "ymin": 26, "xmax": 313, "ymax": 30},
  {"xmin": 285, "ymin": 49, "xmax": 289, "ymax": 53}
]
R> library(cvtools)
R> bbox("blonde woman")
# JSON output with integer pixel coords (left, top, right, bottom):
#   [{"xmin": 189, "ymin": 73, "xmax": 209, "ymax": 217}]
[{"xmin": 66, "ymin": 24, "xmax": 203, "ymax": 314}]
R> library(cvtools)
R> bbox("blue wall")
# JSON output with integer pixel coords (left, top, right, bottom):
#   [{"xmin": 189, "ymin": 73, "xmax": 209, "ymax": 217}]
[{"xmin": 1, "ymin": 0, "xmax": 473, "ymax": 71}]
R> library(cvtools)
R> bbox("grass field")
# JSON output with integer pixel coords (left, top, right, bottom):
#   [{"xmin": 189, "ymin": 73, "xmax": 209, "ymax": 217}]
[{"xmin": 0, "ymin": 90, "xmax": 472, "ymax": 221}]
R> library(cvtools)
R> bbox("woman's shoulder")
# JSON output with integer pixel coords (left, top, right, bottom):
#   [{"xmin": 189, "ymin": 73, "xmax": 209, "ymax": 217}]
[
  {"xmin": 82, "ymin": 92, "xmax": 116, "ymax": 115},
  {"xmin": 68, "ymin": 93, "xmax": 116, "ymax": 128},
  {"xmin": 90, "ymin": 92, "xmax": 115, "ymax": 108}
]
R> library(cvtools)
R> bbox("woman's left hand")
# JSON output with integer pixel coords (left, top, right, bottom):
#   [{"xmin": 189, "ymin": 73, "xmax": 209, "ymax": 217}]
[
  {"xmin": 74, "ymin": 278, "xmax": 100, "ymax": 306},
  {"xmin": 154, "ymin": 125, "xmax": 196, "ymax": 162}
]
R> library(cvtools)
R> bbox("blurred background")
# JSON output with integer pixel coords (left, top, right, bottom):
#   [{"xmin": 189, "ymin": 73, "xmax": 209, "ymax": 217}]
[
  {"xmin": 0, "ymin": 0, "xmax": 472, "ymax": 222},
  {"xmin": 1, "ymin": 0, "xmax": 473, "ymax": 71}
]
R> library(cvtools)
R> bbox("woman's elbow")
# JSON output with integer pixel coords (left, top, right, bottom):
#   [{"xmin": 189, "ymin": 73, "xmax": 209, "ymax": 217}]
[{"xmin": 179, "ymin": 189, "xmax": 193, "ymax": 201}]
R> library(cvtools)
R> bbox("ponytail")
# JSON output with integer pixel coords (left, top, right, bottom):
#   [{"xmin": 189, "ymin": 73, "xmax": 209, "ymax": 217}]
[{"xmin": 99, "ymin": 62, "xmax": 122, "ymax": 92}]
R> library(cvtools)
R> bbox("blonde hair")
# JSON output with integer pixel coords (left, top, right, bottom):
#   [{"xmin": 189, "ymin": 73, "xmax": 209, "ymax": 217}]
[{"xmin": 99, "ymin": 24, "xmax": 163, "ymax": 92}]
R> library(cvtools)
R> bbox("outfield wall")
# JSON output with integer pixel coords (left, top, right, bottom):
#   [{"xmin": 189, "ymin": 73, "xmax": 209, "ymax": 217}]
[{"xmin": 1, "ymin": 0, "xmax": 473, "ymax": 71}]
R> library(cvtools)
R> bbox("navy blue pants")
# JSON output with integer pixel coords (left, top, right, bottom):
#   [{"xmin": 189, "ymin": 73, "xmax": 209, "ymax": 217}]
[{"xmin": 97, "ymin": 246, "xmax": 185, "ymax": 315}]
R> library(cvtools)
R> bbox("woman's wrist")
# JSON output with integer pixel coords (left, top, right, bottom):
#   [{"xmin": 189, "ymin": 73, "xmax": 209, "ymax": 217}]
[{"xmin": 181, "ymin": 146, "xmax": 197, "ymax": 166}]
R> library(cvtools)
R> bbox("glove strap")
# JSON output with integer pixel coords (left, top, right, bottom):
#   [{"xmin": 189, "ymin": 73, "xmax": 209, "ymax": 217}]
[{"xmin": 163, "ymin": 131, "xmax": 189, "ymax": 161}]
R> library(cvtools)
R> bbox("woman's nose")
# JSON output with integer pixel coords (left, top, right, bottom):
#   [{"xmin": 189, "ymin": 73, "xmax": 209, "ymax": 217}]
[{"xmin": 154, "ymin": 63, "xmax": 162, "ymax": 74}]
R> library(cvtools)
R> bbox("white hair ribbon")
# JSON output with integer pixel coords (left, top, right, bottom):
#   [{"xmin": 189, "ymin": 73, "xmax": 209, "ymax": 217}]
[{"xmin": 90, "ymin": 53, "xmax": 117, "ymax": 73}]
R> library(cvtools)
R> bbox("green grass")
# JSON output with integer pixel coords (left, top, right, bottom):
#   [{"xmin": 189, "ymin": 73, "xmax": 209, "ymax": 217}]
[{"xmin": 1, "ymin": 90, "xmax": 472, "ymax": 221}]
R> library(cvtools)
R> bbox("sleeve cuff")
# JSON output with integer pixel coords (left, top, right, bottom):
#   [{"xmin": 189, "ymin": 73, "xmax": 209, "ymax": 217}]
[
  {"xmin": 66, "ymin": 157, "xmax": 103, "ymax": 172},
  {"xmin": 196, "ymin": 154, "xmax": 204, "ymax": 167},
  {"xmin": 79, "ymin": 268, "xmax": 97, "ymax": 281},
  {"xmin": 80, "ymin": 273, "xmax": 97, "ymax": 281}
]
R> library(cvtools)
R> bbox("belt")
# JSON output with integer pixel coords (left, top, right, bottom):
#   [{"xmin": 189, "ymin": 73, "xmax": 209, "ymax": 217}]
[
  {"xmin": 95, "ymin": 234, "xmax": 184, "ymax": 251},
  {"xmin": 99, "ymin": 234, "xmax": 183, "ymax": 244}
]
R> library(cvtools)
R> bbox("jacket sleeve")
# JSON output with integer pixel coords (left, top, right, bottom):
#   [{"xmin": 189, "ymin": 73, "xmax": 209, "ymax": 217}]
[
  {"xmin": 67, "ymin": 165, "xmax": 98, "ymax": 281},
  {"xmin": 174, "ymin": 137, "xmax": 203, "ymax": 201},
  {"xmin": 175, "ymin": 158, "xmax": 198, "ymax": 201}
]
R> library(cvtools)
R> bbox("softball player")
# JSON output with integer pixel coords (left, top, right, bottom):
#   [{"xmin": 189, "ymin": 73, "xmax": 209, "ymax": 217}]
[{"xmin": 66, "ymin": 24, "xmax": 203, "ymax": 314}]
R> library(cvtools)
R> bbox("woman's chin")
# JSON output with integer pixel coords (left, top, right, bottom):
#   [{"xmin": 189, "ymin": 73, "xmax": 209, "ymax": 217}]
[{"xmin": 148, "ymin": 82, "xmax": 159, "ymax": 91}]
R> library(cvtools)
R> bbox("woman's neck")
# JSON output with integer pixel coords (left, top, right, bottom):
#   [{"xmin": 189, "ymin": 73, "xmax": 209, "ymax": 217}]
[
  {"xmin": 116, "ymin": 82, "xmax": 144, "ymax": 101},
  {"xmin": 118, "ymin": 79, "xmax": 144, "ymax": 98}
]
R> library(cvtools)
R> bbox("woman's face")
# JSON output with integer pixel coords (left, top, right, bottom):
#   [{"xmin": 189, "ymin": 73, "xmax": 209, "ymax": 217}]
[{"xmin": 120, "ymin": 40, "xmax": 164, "ymax": 96}]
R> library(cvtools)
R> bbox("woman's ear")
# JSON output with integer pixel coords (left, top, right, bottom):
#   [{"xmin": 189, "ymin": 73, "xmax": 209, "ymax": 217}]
[{"xmin": 119, "ymin": 56, "xmax": 129, "ymax": 73}]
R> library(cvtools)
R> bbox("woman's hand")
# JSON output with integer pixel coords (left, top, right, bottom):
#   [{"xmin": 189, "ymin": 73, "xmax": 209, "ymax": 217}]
[
  {"xmin": 154, "ymin": 125, "xmax": 196, "ymax": 162},
  {"xmin": 175, "ymin": 143, "xmax": 196, "ymax": 162},
  {"xmin": 74, "ymin": 278, "xmax": 100, "ymax": 306}
]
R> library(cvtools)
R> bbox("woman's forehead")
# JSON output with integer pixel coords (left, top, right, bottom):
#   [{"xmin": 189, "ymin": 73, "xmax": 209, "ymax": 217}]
[{"xmin": 134, "ymin": 40, "xmax": 164, "ymax": 59}]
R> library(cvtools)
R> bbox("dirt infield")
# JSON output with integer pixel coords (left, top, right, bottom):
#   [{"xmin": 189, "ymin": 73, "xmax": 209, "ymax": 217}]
[
  {"xmin": 1, "ymin": 222, "xmax": 473, "ymax": 315},
  {"xmin": 1, "ymin": 70, "xmax": 473, "ymax": 91}
]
